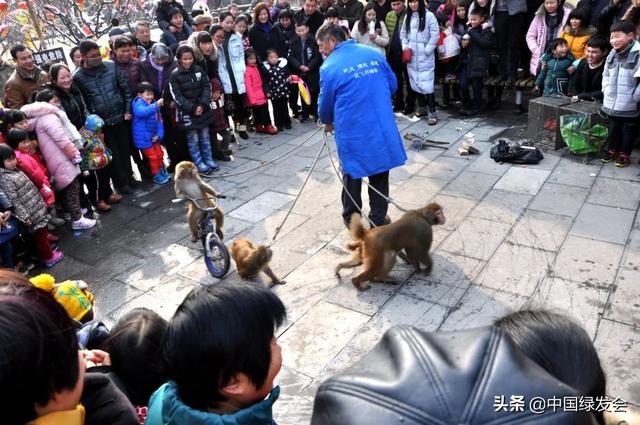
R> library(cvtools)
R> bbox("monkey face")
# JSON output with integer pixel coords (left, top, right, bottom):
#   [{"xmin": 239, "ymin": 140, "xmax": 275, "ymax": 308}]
[
  {"xmin": 423, "ymin": 203, "xmax": 445, "ymax": 225},
  {"xmin": 175, "ymin": 161, "xmax": 198, "ymax": 178},
  {"xmin": 257, "ymin": 246, "xmax": 273, "ymax": 263}
]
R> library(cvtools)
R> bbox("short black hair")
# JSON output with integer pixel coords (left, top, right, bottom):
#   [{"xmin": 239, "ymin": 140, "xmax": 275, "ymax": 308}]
[
  {"xmin": 495, "ymin": 310, "xmax": 606, "ymax": 424},
  {"xmin": 610, "ymin": 20, "xmax": 636, "ymax": 35},
  {"xmin": 278, "ymin": 9, "xmax": 294, "ymax": 20},
  {"xmin": 219, "ymin": 11, "xmax": 234, "ymax": 23},
  {"xmin": 266, "ymin": 48, "xmax": 279, "ymax": 57},
  {"xmin": 316, "ymin": 23, "xmax": 347, "ymax": 42},
  {"xmin": 137, "ymin": 81, "xmax": 155, "ymax": 95},
  {"xmin": 325, "ymin": 6, "xmax": 340, "ymax": 18},
  {"xmin": 3, "ymin": 109, "xmax": 27, "ymax": 131},
  {"xmin": 34, "ymin": 89, "xmax": 57, "ymax": 103},
  {"xmin": 103, "ymin": 308, "xmax": 168, "ymax": 406},
  {"xmin": 175, "ymin": 44, "xmax": 195, "ymax": 60},
  {"xmin": 164, "ymin": 282, "xmax": 286, "ymax": 410},
  {"xmin": 0, "ymin": 143, "xmax": 16, "ymax": 165},
  {"xmin": 469, "ymin": 7, "xmax": 487, "ymax": 19},
  {"xmin": 112, "ymin": 35, "xmax": 133, "ymax": 50},
  {"xmin": 567, "ymin": 8, "xmax": 587, "ymax": 24},
  {"xmin": 209, "ymin": 24, "xmax": 224, "ymax": 35},
  {"xmin": 5, "ymin": 128, "xmax": 29, "ymax": 149},
  {"xmin": 295, "ymin": 18, "xmax": 310, "ymax": 27},
  {"xmin": 9, "ymin": 44, "xmax": 28, "ymax": 60},
  {"xmin": 548, "ymin": 37, "xmax": 568, "ymax": 52},
  {"xmin": 69, "ymin": 45, "xmax": 80, "ymax": 61},
  {"xmin": 168, "ymin": 7, "xmax": 184, "ymax": 20},
  {"xmin": 111, "ymin": 17, "xmax": 120, "ymax": 26},
  {"xmin": 586, "ymin": 36, "xmax": 609, "ymax": 51},
  {"xmin": 79, "ymin": 39, "xmax": 100, "ymax": 55},
  {"xmin": 0, "ymin": 280, "xmax": 80, "ymax": 424},
  {"xmin": 196, "ymin": 31, "xmax": 213, "ymax": 44},
  {"xmin": 245, "ymin": 48, "xmax": 257, "ymax": 61}
]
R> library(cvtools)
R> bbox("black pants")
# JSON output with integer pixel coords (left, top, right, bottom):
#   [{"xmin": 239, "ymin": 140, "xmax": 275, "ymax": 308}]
[
  {"xmin": 82, "ymin": 168, "xmax": 113, "ymax": 205},
  {"xmin": 417, "ymin": 93, "xmax": 437, "ymax": 113},
  {"xmin": 103, "ymin": 121, "xmax": 133, "ymax": 189},
  {"xmin": 161, "ymin": 107, "xmax": 190, "ymax": 172},
  {"xmin": 494, "ymin": 11, "xmax": 527, "ymax": 80},
  {"xmin": 389, "ymin": 52, "xmax": 416, "ymax": 109},
  {"xmin": 607, "ymin": 115, "xmax": 638, "ymax": 155},
  {"xmin": 228, "ymin": 93, "xmax": 249, "ymax": 128},
  {"xmin": 460, "ymin": 73, "xmax": 484, "ymax": 112},
  {"xmin": 342, "ymin": 171, "xmax": 389, "ymax": 227},
  {"xmin": 252, "ymin": 104, "xmax": 272, "ymax": 126},
  {"xmin": 272, "ymin": 97, "xmax": 291, "ymax": 127},
  {"xmin": 288, "ymin": 84, "xmax": 300, "ymax": 115},
  {"xmin": 123, "ymin": 121, "xmax": 152, "ymax": 180},
  {"xmin": 211, "ymin": 128, "xmax": 233, "ymax": 155}
]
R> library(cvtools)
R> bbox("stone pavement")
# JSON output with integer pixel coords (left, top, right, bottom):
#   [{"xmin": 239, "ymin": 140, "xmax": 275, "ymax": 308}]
[{"xmin": 48, "ymin": 109, "xmax": 640, "ymax": 423}]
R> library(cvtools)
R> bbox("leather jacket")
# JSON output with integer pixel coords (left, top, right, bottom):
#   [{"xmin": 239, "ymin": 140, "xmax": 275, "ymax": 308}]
[{"xmin": 311, "ymin": 325, "xmax": 600, "ymax": 425}]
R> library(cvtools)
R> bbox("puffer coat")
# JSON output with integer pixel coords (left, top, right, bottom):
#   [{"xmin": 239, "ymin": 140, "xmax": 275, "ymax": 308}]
[
  {"xmin": 45, "ymin": 83, "xmax": 88, "ymax": 130},
  {"xmin": 167, "ymin": 64, "xmax": 213, "ymax": 130},
  {"xmin": 217, "ymin": 32, "xmax": 246, "ymax": 94},
  {"xmin": 131, "ymin": 97, "xmax": 164, "ymax": 149},
  {"xmin": 526, "ymin": 4, "xmax": 572, "ymax": 75},
  {"xmin": 602, "ymin": 40, "xmax": 640, "ymax": 117},
  {"xmin": 73, "ymin": 61, "xmax": 132, "ymax": 125},
  {"xmin": 0, "ymin": 167, "xmax": 48, "ymax": 231},
  {"xmin": 400, "ymin": 11, "xmax": 439, "ymax": 94},
  {"xmin": 21, "ymin": 102, "xmax": 81, "ymax": 191}
]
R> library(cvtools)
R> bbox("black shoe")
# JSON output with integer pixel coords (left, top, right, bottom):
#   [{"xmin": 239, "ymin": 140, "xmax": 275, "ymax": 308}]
[
  {"xmin": 299, "ymin": 116, "xmax": 307, "ymax": 123},
  {"xmin": 118, "ymin": 185, "xmax": 133, "ymax": 195},
  {"xmin": 214, "ymin": 151, "xmax": 232, "ymax": 161},
  {"xmin": 403, "ymin": 107, "xmax": 415, "ymax": 116},
  {"xmin": 223, "ymin": 149, "xmax": 233, "ymax": 156},
  {"xmin": 284, "ymin": 123, "xmax": 291, "ymax": 129},
  {"xmin": 128, "ymin": 179, "xmax": 142, "ymax": 188},
  {"xmin": 230, "ymin": 134, "xmax": 237, "ymax": 144},
  {"xmin": 238, "ymin": 131, "xmax": 249, "ymax": 140},
  {"xmin": 393, "ymin": 104, "xmax": 404, "ymax": 112}
]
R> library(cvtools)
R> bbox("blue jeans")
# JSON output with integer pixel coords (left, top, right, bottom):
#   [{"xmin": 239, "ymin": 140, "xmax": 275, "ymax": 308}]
[{"xmin": 186, "ymin": 127, "xmax": 214, "ymax": 169}]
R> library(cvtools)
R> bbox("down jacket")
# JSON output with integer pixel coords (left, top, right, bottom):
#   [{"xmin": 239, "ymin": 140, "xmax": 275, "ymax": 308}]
[
  {"xmin": 318, "ymin": 40, "xmax": 407, "ymax": 179},
  {"xmin": 114, "ymin": 58, "xmax": 143, "ymax": 97},
  {"xmin": 139, "ymin": 53, "xmax": 178, "ymax": 99},
  {"xmin": 400, "ymin": 11, "xmax": 440, "ymax": 94},
  {"xmin": 15, "ymin": 149, "xmax": 55, "ymax": 206},
  {"xmin": 270, "ymin": 22, "xmax": 296, "ymax": 58},
  {"xmin": 602, "ymin": 40, "xmax": 640, "ymax": 117},
  {"xmin": 526, "ymin": 4, "xmax": 572, "ymax": 75},
  {"xmin": 466, "ymin": 26, "xmax": 494, "ymax": 78},
  {"xmin": 45, "ymin": 83, "xmax": 88, "ymax": 131},
  {"xmin": 0, "ymin": 168, "xmax": 48, "ymax": 231},
  {"xmin": 244, "ymin": 64, "xmax": 269, "ymax": 106},
  {"xmin": 263, "ymin": 58, "xmax": 290, "ymax": 99},
  {"xmin": 535, "ymin": 51, "xmax": 576, "ymax": 95},
  {"xmin": 73, "ymin": 61, "xmax": 132, "ymax": 125},
  {"xmin": 21, "ymin": 102, "xmax": 81, "ymax": 191},
  {"xmin": 217, "ymin": 32, "xmax": 246, "ymax": 94},
  {"xmin": 560, "ymin": 25, "xmax": 596, "ymax": 60},
  {"xmin": 168, "ymin": 64, "xmax": 213, "ymax": 130},
  {"xmin": 335, "ymin": 0, "xmax": 365, "ymax": 28},
  {"xmin": 131, "ymin": 97, "xmax": 164, "ymax": 149}
]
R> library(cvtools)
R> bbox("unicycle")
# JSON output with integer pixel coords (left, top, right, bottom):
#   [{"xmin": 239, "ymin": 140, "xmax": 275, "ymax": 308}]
[{"xmin": 172, "ymin": 197, "xmax": 230, "ymax": 278}]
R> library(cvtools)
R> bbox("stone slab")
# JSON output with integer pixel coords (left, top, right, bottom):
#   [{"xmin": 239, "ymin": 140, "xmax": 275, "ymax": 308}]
[
  {"xmin": 393, "ymin": 176, "xmax": 448, "ymax": 205},
  {"xmin": 605, "ymin": 267, "xmax": 640, "ymax": 327},
  {"xmin": 229, "ymin": 191, "xmax": 295, "ymax": 223},
  {"xmin": 465, "ymin": 152, "xmax": 512, "ymax": 176},
  {"xmin": 507, "ymin": 210, "xmax": 573, "ymax": 252},
  {"xmin": 469, "ymin": 190, "xmax": 531, "ymax": 225},
  {"xmin": 92, "ymin": 279, "xmax": 144, "ymax": 319},
  {"xmin": 441, "ymin": 171, "xmax": 501, "ymax": 200},
  {"xmin": 527, "ymin": 276, "xmax": 608, "ymax": 338},
  {"xmin": 71, "ymin": 250, "xmax": 144, "ymax": 288},
  {"xmin": 621, "ymin": 229, "xmax": 640, "ymax": 270},
  {"xmin": 528, "ymin": 183, "xmax": 589, "ymax": 218},
  {"xmin": 587, "ymin": 177, "xmax": 640, "ymax": 211},
  {"xmin": 417, "ymin": 156, "xmax": 470, "ymax": 181},
  {"xmin": 594, "ymin": 319, "xmax": 640, "ymax": 406},
  {"xmin": 553, "ymin": 235, "xmax": 624, "ymax": 288},
  {"xmin": 278, "ymin": 301, "xmax": 369, "ymax": 377},
  {"xmin": 476, "ymin": 243, "xmax": 555, "ymax": 297},
  {"xmin": 439, "ymin": 217, "xmax": 512, "ymax": 261},
  {"xmin": 547, "ymin": 158, "xmax": 600, "ymax": 188},
  {"xmin": 493, "ymin": 167, "xmax": 551, "ymax": 196},
  {"xmin": 570, "ymin": 203, "xmax": 634, "ymax": 245}
]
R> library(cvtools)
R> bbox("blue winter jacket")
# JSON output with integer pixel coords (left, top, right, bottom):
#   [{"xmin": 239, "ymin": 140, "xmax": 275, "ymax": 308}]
[
  {"xmin": 318, "ymin": 40, "xmax": 407, "ymax": 179},
  {"xmin": 131, "ymin": 97, "xmax": 164, "ymax": 150},
  {"xmin": 146, "ymin": 381, "xmax": 280, "ymax": 425}
]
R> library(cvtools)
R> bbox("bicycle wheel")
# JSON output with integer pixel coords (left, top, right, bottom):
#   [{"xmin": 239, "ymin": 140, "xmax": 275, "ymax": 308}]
[{"xmin": 203, "ymin": 232, "xmax": 230, "ymax": 278}]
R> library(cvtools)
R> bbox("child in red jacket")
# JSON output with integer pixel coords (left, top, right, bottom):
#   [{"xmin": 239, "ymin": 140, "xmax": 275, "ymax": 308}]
[{"xmin": 244, "ymin": 49, "xmax": 278, "ymax": 135}]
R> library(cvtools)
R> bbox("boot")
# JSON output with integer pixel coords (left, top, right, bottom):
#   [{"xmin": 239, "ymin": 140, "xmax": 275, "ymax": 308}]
[
  {"xmin": 237, "ymin": 124, "xmax": 249, "ymax": 140},
  {"xmin": 264, "ymin": 124, "xmax": 278, "ymax": 135}
]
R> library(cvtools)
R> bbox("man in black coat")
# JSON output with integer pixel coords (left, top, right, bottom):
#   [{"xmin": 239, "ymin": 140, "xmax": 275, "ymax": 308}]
[
  {"xmin": 289, "ymin": 19, "xmax": 323, "ymax": 120},
  {"xmin": 294, "ymin": 0, "xmax": 325, "ymax": 35},
  {"xmin": 335, "ymin": 0, "xmax": 365, "ymax": 27},
  {"xmin": 156, "ymin": 0, "xmax": 195, "ymax": 32},
  {"xmin": 568, "ymin": 37, "xmax": 607, "ymax": 101},
  {"xmin": 73, "ymin": 40, "xmax": 135, "ymax": 194}
]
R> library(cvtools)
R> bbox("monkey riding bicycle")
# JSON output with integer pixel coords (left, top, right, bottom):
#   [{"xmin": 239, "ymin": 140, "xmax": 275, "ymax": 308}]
[{"xmin": 172, "ymin": 195, "xmax": 231, "ymax": 278}]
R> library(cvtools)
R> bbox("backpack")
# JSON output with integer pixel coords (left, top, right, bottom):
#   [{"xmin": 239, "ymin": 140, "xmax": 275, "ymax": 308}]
[{"xmin": 490, "ymin": 139, "xmax": 544, "ymax": 164}]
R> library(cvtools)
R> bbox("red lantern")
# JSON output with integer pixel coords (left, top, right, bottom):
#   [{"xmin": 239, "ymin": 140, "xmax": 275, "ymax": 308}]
[
  {"xmin": 0, "ymin": 1, "xmax": 8, "ymax": 12},
  {"xmin": 17, "ymin": 2, "xmax": 28, "ymax": 10}
]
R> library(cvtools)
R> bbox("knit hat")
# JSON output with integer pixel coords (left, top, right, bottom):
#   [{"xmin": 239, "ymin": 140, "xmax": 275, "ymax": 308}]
[
  {"xmin": 194, "ymin": 13, "xmax": 213, "ymax": 26},
  {"xmin": 108, "ymin": 27, "xmax": 126, "ymax": 38},
  {"xmin": 30, "ymin": 273, "xmax": 95, "ymax": 321},
  {"xmin": 84, "ymin": 114, "xmax": 104, "ymax": 133}
]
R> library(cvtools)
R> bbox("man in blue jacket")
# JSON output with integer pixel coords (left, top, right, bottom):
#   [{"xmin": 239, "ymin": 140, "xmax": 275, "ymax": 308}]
[{"xmin": 317, "ymin": 24, "xmax": 407, "ymax": 227}]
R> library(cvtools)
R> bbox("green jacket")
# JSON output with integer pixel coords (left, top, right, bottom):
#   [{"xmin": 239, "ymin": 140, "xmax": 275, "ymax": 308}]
[{"xmin": 385, "ymin": 8, "xmax": 406, "ymax": 41}]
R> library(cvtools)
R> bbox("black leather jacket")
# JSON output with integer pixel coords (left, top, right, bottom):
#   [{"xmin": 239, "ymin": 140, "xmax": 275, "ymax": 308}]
[
  {"xmin": 312, "ymin": 325, "xmax": 600, "ymax": 425},
  {"xmin": 73, "ymin": 61, "xmax": 131, "ymax": 126}
]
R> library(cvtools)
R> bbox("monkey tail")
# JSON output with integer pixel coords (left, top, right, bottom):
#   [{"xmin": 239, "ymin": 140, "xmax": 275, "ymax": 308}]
[{"xmin": 349, "ymin": 213, "xmax": 365, "ymax": 242}]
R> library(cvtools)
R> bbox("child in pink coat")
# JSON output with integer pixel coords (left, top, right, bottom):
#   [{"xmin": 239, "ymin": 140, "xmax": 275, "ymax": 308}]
[{"xmin": 244, "ymin": 49, "xmax": 278, "ymax": 135}]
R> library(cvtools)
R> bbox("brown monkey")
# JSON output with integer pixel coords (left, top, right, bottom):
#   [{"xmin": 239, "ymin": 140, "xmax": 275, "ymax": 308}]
[
  {"xmin": 230, "ymin": 238, "xmax": 286, "ymax": 285},
  {"xmin": 335, "ymin": 203, "xmax": 445, "ymax": 291},
  {"xmin": 174, "ymin": 161, "xmax": 224, "ymax": 242}
]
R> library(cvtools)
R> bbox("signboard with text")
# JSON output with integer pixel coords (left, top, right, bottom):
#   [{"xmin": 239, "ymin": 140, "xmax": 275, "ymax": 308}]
[{"xmin": 33, "ymin": 48, "xmax": 67, "ymax": 67}]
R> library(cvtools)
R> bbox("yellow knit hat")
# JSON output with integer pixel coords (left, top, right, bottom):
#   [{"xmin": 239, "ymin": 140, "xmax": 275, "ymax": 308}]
[{"xmin": 30, "ymin": 274, "xmax": 95, "ymax": 321}]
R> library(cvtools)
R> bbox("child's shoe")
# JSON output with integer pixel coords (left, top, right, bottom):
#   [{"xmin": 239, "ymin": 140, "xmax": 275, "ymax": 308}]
[
  {"xmin": 44, "ymin": 251, "xmax": 64, "ymax": 268},
  {"xmin": 72, "ymin": 216, "xmax": 97, "ymax": 230},
  {"xmin": 601, "ymin": 149, "xmax": 616, "ymax": 163},
  {"xmin": 197, "ymin": 164, "xmax": 212, "ymax": 175},
  {"xmin": 616, "ymin": 153, "xmax": 630, "ymax": 168},
  {"xmin": 153, "ymin": 172, "xmax": 171, "ymax": 185},
  {"xmin": 255, "ymin": 124, "xmax": 265, "ymax": 133},
  {"xmin": 237, "ymin": 125, "xmax": 249, "ymax": 140},
  {"xmin": 264, "ymin": 124, "xmax": 278, "ymax": 135},
  {"xmin": 160, "ymin": 167, "xmax": 171, "ymax": 180},
  {"xmin": 205, "ymin": 160, "xmax": 220, "ymax": 172}
]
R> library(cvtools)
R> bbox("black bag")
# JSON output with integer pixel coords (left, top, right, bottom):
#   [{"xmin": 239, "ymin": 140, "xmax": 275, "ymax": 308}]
[{"xmin": 490, "ymin": 139, "xmax": 544, "ymax": 164}]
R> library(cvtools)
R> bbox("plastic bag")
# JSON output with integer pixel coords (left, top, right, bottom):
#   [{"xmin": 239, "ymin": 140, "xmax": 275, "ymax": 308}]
[
  {"xmin": 559, "ymin": 114, "xmax": 607, "ymax": 154},
  {"xmin": 437, "ymin": 27, "xmax": 460, "ymax": 61}
]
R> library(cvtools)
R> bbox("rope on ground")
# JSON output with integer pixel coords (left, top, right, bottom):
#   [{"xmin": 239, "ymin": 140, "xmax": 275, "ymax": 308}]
[{"xmin": 216, "ymin": 127, "xmax": 322, "ymax": 179}]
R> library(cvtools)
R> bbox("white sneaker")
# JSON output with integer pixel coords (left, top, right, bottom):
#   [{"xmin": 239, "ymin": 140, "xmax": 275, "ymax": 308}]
[{"xmin": 72, "ymin": 217, "xmax": 96, "ymax": 230}]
